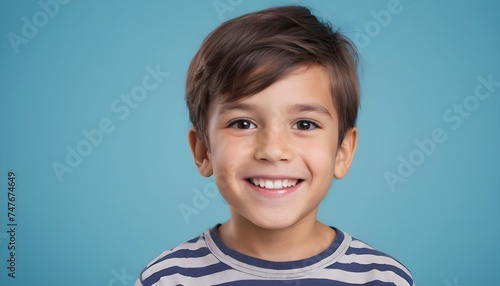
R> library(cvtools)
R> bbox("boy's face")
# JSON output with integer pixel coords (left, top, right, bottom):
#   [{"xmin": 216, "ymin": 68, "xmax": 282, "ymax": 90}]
[{"xmin": 189, "ymin": 65, "xmax": 357, "ymax": 231}]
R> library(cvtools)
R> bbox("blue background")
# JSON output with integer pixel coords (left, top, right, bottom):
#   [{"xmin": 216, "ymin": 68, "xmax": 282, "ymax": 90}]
[{"xmin": 1, "ymin": 0, "xmax": 499, "ymax": 285}]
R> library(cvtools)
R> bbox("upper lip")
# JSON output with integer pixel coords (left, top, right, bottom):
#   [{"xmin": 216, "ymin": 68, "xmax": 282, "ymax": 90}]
[{"xmin": 244, "ymin": 173, "xmax": 303, "ymax": 180}]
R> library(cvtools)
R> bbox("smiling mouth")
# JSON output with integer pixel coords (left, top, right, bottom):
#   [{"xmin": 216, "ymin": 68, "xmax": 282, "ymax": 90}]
[{"xmin": 247, "ymin": 178, "xmax": 301, "ymax": 189}]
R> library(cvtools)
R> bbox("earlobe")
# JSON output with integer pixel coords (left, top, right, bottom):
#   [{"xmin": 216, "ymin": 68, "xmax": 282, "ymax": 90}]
[
  {"xmin": 188, "ymin": 127, "xmax": 213, "ymax": 177},
  {"xmin": 334, "ymin": 127, "xmax": 358, "ymax": 179}
]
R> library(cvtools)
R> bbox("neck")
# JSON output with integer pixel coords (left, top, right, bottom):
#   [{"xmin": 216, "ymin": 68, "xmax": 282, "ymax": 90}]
[{"xmin": 218, "ymin": 212, "xmax": 335, "ymax": 261}]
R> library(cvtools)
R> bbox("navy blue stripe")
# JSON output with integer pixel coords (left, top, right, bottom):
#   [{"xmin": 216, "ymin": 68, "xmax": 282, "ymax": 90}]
[
  {"xmin": 345, "ymin": 246, "xmax": 390, "ymax": 257},
  {"xmin": 143, "ymin": 262, "xmax": 232, "ymax": 286},
  {"xmin": 330, "ymin": 262, "xmax": 412, "ymax": 283}
]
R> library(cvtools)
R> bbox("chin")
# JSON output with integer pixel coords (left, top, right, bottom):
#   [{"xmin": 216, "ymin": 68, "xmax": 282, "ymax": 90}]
[{"xmin": 249, "ymin": 214, "xmax": 302, "ymax": 231}]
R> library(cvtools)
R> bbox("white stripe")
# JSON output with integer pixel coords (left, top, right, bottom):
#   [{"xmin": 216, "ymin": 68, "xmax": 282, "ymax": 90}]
[
  {"xmin": 152, "ymin": 269, "xmax": 270, "ymax": 285},
  {"xmin": 350, "ymin": 239, "xmax": 374, "ymax": 250},
  {"xmin": 310, "ymin": 268, "xmax": 412, "ymax": 285}
]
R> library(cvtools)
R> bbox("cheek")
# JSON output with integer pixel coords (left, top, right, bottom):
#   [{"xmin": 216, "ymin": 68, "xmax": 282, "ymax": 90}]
[
  {"xmin": 301, "ymin": 139, "xmax": 338, "ymax": 175},
  {"xmin": 214, "ymin": 169, "xmax": 232, "ymax": 196},
  {"xmin": 212, "ymin": 133, "xmax": 253, "ymax": 160},
  {"xmin": 302, "ymin": 136, "xmax": 337, "ymax": 159},
  {"xmin": 210, "ymin": 137, "xmax": 250, "ymax": 179}
]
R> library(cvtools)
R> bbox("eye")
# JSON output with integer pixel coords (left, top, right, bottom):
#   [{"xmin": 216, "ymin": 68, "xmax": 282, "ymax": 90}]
[
  {"xmin": 293, "ymin": 120, "xmax": 318, "ymax": 130},
  {"xmin": 229, "ymin": 119, "xmax": 256, "ymax": 129}
]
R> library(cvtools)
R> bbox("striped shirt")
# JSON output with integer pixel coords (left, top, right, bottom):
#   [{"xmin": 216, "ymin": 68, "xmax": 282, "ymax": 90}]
[{"xmin": 136, "ymin": 226, "xmax": 414, "ymax": 286}]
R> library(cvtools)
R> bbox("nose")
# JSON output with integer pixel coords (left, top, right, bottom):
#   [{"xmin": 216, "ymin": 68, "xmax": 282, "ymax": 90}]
[{"xmin": 254, "ymin": 125, "xmax": 292, "ymax": 163}]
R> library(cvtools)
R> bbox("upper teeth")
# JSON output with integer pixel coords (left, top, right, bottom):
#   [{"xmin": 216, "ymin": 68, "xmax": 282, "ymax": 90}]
[{"xmin": 250, "ymin": 178, "xmax": 298, "ymax": 189}]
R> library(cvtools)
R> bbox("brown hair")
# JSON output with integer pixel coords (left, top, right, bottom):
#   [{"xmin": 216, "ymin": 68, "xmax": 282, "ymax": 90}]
[{"xmin": 186, "ymin": 5, "xmax": 359, "ymax": 145}]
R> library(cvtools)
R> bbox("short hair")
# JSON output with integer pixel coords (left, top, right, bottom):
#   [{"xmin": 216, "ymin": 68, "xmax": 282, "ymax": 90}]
[{"xmin": 186, "ymin": 5, "xmax": 359, "ymax": 145}]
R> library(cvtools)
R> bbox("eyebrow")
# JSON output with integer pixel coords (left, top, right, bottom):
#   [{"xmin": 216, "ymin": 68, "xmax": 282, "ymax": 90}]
[
  {"xmin": 286, "ymin": 103, "xmax": 333, "ymax": 118},
  {"xmin": 218, "ymin": 102, "xmax": 332, "ymax": 118},
  {"xmin": 218, "ymin": 102, "xmax": 257, "ymax": 115}
]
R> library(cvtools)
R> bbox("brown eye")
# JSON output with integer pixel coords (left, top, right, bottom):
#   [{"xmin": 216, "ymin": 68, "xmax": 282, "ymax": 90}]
[
  {"xmin": 230, "ymin": 120, "xmax": 256, "ymax": 129},
  {"xmin": 294, "ymin": 120, "xmax": 318, "ymax": 130}
]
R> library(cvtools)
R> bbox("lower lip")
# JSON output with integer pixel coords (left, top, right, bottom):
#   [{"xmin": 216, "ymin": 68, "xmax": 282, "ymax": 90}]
[{"xmin": 246, "ymin": 180, "xmax": 301, "ymax": 198}]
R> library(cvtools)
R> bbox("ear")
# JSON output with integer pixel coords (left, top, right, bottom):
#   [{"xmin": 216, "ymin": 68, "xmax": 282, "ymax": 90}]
[
  {"xmin": 334, "ymin": 127, "xmax": 358, "ymax": 179},
  {"xmin": 188, "ymin": 127, "xmax": 213, "ymax": 177}
]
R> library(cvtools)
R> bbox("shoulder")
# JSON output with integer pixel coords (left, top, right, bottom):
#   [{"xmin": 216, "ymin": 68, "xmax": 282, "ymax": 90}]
[
  {"xmin": 135, "ymin": 231, "xmax": 221, "ymax": 286},
  {"xmin": 337, "ymin": 232, "xmax": 414, "ymax": 285}
]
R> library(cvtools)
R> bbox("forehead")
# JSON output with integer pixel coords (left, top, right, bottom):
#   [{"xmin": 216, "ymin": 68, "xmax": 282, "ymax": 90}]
[{"xmin": 209, "ymin": 65, "xmax": 336, "ymax": 117}]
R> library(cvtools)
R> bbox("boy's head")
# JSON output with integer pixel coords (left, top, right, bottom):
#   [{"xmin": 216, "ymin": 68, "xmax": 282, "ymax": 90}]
[
  {"xmin": 186, "ymin": 5, "xmax": 359, "ymax": 146},
  {"xmin": 185, "ymin": 6, "xmax": 360, "ymax": 230}
]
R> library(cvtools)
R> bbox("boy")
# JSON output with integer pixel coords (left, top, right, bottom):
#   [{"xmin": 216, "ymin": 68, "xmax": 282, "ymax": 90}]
[{"xmin": 136, "ymin": 5, "xmax": 414, "ymax": 286}]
